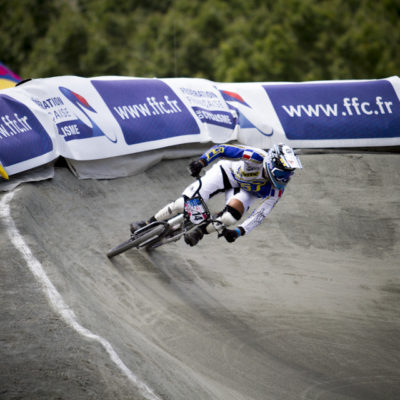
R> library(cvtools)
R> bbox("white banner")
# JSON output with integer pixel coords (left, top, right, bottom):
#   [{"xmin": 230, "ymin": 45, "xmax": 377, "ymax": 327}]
[{"xmin": 0, "ymin": 75, "xmax": 399, "ymax": 178}]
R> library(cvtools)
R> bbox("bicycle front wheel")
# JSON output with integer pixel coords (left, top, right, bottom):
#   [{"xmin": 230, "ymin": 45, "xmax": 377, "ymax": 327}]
[{"xmin": 107, "ymin": 224, "xmax": 165, "ymax": 258}]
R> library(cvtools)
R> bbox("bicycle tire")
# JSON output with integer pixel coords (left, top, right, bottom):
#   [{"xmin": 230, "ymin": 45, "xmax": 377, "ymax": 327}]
[{"xmin": 107, "ymin": 224, "xmax": 164, "ymax": 258}]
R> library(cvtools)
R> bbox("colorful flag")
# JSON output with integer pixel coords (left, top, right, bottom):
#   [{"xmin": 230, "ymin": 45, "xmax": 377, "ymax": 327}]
[{"xmin": 0, "ymin": 62, "xmax": 21, "ymax": 89}]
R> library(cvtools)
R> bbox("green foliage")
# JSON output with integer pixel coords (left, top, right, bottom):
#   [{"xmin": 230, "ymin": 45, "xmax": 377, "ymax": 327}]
[{"xmin": 0, "ymin": 0, "xmax": 399, "ymax": 81}]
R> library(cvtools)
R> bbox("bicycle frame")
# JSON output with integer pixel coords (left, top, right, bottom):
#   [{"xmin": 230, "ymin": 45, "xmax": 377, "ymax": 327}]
[
  {"xmin": 107, "ymin": 176, "xmax": 222, "ymax": 257},
  {"xmin": 146, "ymin": 177, "xmax": 213, "ymax": 249}
]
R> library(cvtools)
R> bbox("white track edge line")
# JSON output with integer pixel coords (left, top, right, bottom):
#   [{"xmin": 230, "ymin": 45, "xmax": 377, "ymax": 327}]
[{"xmin": 0, "ymin": 191, "xmax": 161, "ymax": 400}]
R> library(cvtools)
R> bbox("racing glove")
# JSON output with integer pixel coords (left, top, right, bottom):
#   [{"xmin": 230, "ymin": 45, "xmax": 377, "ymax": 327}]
[
  {"xmin": 222, "ymin": 227, "xmax": 244, "ymax": 243},
  {"xmin": 188, "ymin": 159, "xmax": 205, "ymax": 177}
]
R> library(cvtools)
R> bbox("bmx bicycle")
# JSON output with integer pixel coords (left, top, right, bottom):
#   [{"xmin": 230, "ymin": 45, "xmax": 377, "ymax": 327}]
[{"xmin": 107, "ymin": 177, "xmax": 222, "ymax": 258}]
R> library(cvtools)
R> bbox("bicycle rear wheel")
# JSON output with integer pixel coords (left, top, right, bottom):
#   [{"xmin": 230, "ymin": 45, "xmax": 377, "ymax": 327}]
[{"xmin": 107, "ymin": 224, "xmax": 165, "ymax": 258}]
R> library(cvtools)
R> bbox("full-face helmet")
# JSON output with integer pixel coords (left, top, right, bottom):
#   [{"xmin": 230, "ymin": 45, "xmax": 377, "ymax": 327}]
[{"xmin": 263, "ymin": 143, "xmax": 302, "ymax": 189}]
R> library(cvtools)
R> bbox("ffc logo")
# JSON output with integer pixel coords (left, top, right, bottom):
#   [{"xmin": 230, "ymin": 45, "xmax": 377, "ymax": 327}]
[
  {"xmin": 220, "ymin": 90, "xmax": 274, "ymax": 137},
  {"xmin": 58, "ymin": 86, "xmax": 117, "ymax": 143}
]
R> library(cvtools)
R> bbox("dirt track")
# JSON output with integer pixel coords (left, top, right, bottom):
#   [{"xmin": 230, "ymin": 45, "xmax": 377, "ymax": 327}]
[{"xmin": 1, "ymin": 153, "xmax": 400, "ymax": 400}]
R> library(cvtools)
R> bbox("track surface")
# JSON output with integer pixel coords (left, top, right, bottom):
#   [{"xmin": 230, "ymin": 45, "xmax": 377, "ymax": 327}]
[{"xmin": 1, "ymin": 153, "xmax": 400, "ymax": 400}]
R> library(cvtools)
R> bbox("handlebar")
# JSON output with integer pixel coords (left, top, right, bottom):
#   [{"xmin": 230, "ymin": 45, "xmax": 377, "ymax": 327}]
[{"xmin": 192, "ymin": 175, "xmax": 203, "ymax": 198}]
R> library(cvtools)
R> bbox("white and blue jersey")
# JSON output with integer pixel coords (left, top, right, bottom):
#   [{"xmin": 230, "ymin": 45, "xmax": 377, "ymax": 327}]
[
  {"xmin": 199, "ymin": 144, "xmax": 282, "ymax": 199},
  {"xmin": 189, "ymin": 144, "xmax": 289, "ymax": 234}
]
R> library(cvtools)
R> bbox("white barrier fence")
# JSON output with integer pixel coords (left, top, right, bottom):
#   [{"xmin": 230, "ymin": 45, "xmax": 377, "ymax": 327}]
[{"xmin": 1, "ymin": 75, "xmax": 399, "ymax": 179}]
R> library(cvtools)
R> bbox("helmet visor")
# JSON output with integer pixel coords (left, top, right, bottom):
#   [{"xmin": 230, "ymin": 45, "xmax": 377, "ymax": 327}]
[{"xmin": 280, "ymin": 145, "xmax": 302, "ymax": 170}]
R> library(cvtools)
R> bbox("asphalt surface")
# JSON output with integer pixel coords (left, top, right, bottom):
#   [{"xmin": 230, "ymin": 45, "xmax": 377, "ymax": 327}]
[{"xmin": 1, "ymin": 152, "xmax": 399, "ymax": 400}]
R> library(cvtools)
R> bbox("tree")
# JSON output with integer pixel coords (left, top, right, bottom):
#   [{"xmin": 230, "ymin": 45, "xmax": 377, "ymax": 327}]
[{"xmin": 1, "ymin": 0, "xmax": 399, "ymax": 81}]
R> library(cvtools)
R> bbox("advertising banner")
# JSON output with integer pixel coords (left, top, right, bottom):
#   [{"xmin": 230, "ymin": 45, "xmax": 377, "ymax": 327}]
[
  {"xmin": 217, "ymin": 77, "xmax": 400, "ymax": 149},
  {"xmin": 263, "ymin": 79, "xmax": 400, "ymax": 145},
  {"xmin": 0, "ymin": 75, "xmax": 399, "ymax": 179},
  {"xmin": 0, "ymin": 94, "xmax": 53, "ymax": 167},
  {"xmin": 92, "ymin": 78, "xmax": 201, "ymax": 145}
]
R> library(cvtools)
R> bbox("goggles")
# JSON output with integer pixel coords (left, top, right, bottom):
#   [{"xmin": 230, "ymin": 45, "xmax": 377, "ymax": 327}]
[{"xmin": 271, "ymin": 167, "xmax": 293, "ymax": 182}]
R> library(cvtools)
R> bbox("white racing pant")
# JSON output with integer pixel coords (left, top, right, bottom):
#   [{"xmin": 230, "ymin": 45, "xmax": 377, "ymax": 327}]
[{"xmin": 154, "ymin": 161, "xmax": 257, "ymax": 232}]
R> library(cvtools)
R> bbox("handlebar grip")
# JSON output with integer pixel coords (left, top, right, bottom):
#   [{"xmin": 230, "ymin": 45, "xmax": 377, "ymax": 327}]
[{"xmin": 187, "ymin": 166, "xmax": 199, "ymax": 178}]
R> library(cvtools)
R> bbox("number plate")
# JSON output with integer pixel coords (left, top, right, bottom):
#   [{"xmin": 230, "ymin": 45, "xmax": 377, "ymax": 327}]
[{"xmin": 184, "ymin": 197, "xmax": 208, "ymax": 225}]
